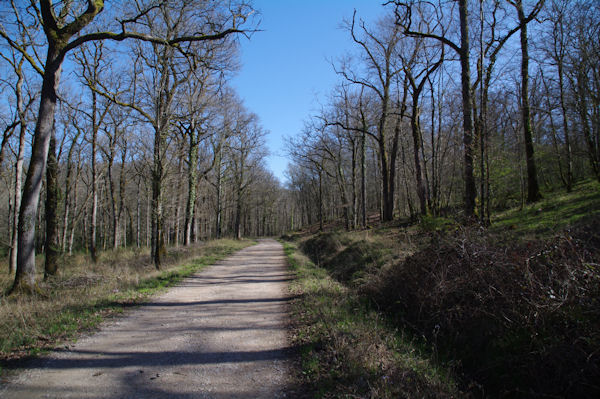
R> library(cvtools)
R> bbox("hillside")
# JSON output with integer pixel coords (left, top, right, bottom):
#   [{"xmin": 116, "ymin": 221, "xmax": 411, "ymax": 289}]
[{"xmin": 282, "ymin": 181, "xmax": 600, "ymax": 398}]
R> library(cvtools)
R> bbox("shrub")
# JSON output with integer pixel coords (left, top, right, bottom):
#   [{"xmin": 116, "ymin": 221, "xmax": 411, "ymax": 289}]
[{"xmin": 363, "ymin": 218, "xmax": 600, "ymax": 397}]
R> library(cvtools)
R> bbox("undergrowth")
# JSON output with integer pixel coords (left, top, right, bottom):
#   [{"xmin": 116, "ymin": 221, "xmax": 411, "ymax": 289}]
[
  {"xmin": 284, "ymin": 181, "xmax": 600, "ymax": 398},
  {"xmin": 365, "ymin": 220, "xmax": 600, "ymax": 397},
  {"xmin": 0, "ymin": 239, "xmax": 252, "ymax": 375},
  {"xmin": 492, "ymin": 179, "xmax": 600, "ymax": 240},
  {"xmin": 283, "ymin": 241, "xmax": 460, "ymax": 398}
]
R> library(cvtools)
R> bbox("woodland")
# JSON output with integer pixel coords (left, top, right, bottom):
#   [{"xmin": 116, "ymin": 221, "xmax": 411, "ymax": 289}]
[{"xmin": 0, "ymin": 0, "xmax": 599, "ymax": 398}]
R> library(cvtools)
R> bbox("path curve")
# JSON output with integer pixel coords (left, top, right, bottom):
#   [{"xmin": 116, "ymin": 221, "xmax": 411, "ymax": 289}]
[{"xmin": 1, "ymin": 239, "xmax": 292, "ymax": 398}]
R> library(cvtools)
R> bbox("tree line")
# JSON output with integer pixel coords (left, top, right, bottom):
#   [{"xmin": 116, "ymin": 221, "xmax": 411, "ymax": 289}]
[
  {"xmin": 1, "ymin": 0, "xmax": 598, "ymax": 294},
  {"xmin": 286, "ymin": 0, "xmax": 599, "ymax": 230},
  {"xmin": 0, "ymin": 0, "xmax": 294, "ymax": 293}
]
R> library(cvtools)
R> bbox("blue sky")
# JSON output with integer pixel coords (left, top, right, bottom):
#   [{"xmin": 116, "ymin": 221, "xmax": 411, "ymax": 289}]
[{"xmin": 231, "ymin": 0, "xmax": 388, "ymax": 183}]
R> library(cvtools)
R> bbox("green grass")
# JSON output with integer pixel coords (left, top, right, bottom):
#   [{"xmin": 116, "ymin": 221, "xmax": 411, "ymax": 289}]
[
  {"xmin": 492, "ymin": 180, "xmax": 600, "ymax": 239},
  {"xmin": 283, "ymin": 241, "xmax": 459, "ymax": 398},
  {"xmin": 0, "ymin": 239, "xmax": 253, "ymax": 375}
]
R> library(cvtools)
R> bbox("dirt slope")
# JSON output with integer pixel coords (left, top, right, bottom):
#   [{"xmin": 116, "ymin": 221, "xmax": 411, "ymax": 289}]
[{"xmin": 0, "ymin": 239, "xmax": 292, "ymax": 399}]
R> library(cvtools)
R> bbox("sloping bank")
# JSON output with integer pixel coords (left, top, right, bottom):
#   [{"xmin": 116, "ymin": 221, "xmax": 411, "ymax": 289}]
[
  {"xmin": 282, "ymin": 219, "xmax": 600, "ymax": 398},
  {"xmin": 282, "ymin": 232, "xmax": 460, "ymax": 399}
]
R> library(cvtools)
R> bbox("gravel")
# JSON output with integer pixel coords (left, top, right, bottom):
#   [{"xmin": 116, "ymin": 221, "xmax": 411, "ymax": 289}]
[{"xmin": 0, "ymin": 239, "xmax": 292, "ymax": 399}]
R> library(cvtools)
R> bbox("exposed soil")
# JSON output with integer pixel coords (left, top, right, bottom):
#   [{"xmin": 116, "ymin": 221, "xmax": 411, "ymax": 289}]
[{"xmin": 0, "ymin": 239, "xmax": 292, "ymax": 398}]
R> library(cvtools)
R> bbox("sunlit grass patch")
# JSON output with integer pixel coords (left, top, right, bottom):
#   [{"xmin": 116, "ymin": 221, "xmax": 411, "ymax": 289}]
[{"xmin": 492, "ymin": 179, "xmax": 600, "ymax": 239}]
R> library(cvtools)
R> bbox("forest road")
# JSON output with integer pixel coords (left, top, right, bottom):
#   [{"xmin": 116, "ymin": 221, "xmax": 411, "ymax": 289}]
[{"xmin": 0, "ymin": 239, "xmax": 292, "ymax": 399}]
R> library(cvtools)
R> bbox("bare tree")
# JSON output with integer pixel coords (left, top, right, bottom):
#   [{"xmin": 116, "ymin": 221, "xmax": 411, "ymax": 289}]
[
  {"xmin": 509, "ymin": 0, "xmax": 545, "ymax": 203},
  {"xmin": 393, "ymin": 0, "xmax": 477, "ymax": 217},
  {"xmin": 402, "ymin": 38, "xmax": 443, "ymax": 215},
  {"xmin": 0, "ymin": 51, "xmax": 36, "ymax": 275},
  {"xmin": 73, "ymin": 40, "xmax": 113, "ymax": 262},
  {"xmin": 226, "ymin": 108, "xmax": 266, "ymax": 239},
  {"xmin": 336, "ymin": 13, "xmax": 406, "ymax": 221},
  {"xmin": 0, "ymin": 0, "xmax": 254, "ymax": 291}
]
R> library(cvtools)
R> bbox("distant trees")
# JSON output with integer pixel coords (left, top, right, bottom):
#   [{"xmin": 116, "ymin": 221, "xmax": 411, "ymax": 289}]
[
  {"xmin": 1, "ymin": 0, "xmax": 599, "ymax": 289},
  {"xmin": 285, "ymin": 0, "xmax": 600, "ymax": 230},
  {"xmin": 336, "ymin": 14, "xmax": 405, "ymax": 222}
]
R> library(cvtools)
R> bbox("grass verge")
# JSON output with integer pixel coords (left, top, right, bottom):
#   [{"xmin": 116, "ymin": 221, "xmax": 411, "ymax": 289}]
[
  {"xmin": 0, "ymin": 239, "xmax": 253, "ymax": 376},
  {"xmin": 283, "ymin": 240, "xmax": 459, "ymax": 398}
]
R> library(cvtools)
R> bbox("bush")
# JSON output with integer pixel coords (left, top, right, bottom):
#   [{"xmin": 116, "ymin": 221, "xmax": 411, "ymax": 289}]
[{"xmin": 363, "ymin": 218, "xmax": 600, "ymax": 397}]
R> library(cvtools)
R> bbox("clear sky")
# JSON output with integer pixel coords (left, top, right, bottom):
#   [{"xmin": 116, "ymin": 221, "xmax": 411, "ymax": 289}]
[{"xmin": 231, "ymin": 0, "xmax": 389, "ymax": 184}]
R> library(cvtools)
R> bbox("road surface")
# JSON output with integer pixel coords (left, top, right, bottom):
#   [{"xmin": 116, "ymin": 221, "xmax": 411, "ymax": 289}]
[{"xmin": 0, "ymin": 239, "xmax": 292, "ymax": 398}]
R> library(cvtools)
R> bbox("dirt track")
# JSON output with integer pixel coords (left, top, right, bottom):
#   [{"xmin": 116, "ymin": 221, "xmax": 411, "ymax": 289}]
[{"xmin": 0, "ymin": 239, "xmax": 292, "ymax": 398}]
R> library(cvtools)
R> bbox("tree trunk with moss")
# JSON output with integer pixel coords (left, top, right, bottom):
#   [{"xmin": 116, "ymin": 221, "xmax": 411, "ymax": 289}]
[
  {"xmin": 44, "ymin": 130, "xmax": 60, "ymax": 279},
  {"xmin": 515, "ymin": 0, "xmax": 542, "ymax": 203},
  {"xmin": 11, "ymin": 44, "xmax": 64, "ymax": 293}
]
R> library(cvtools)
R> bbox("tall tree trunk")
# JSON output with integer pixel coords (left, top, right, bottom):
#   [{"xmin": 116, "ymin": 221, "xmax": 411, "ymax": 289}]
[
  {"xmin": 215, "ymin": 153, "xmax": 223, "ymax": 239},
  {"xmin": 90, "ymin": 101, "xmax": 99, "ymax": 262},
  {"xmin": 458, "ymin": 0, "xmax": 477, "ymax": 217},
  {"xmin": 361, "ymin": 129, "xmax": 367, "ymax": 227},
  {"xmin": 61, "ymin": 163, "xmax": 72, "ymax": 253},
  {"xmin": 318, "ymin": 169, "xmax": 324, "ymax": 231},
  {"xmin": 68, "ymin": 176, "xmax": 78, "ymax": 256},
  {"xmin": 44, "ymin": 130, "xmax": 60, "ymax": 278},
  {"xmin": 107, "ymin": 144, "xmax": 118, "ymax": 249},
  {"xmin": 378, "ymin": 95, "xmax": 395, "ymax": 222},
  {"xmin": 337, "ymin": 160, "xmax": 350, "ymax": 231},
  {"xmin": 410, "ymin": 100, "xmax": 427, "ymax": 215},
  {"xmin": 557, "ymin": 49, "xmax": 573, "ymax": 191},
  {"xmin": 515, "ymin": 0, "xmax": 542, "ymax": 203},
  {"xmin": 175, "ymin": 153, "xmax": 184, "ymax": 247},
  {"xmin": 184, "ymin": 127, "xmax": 198, "ymax": 245},
  {"xmin": 146, "ymin": 182, "xmax": 151, "ymax": 247},
  {"xmin": 478, "ymin": 0, "xmax": 486, "ymax": 223},
  {"xmin": 136, "ymin": 179, "xmax": 141, "ymax": 248},
  {"xmin": 380, "ymin": 143, "xmax": 393, "ymax": 222},
  {"xmin": 9, "ymin": 60, "xmax": 27, "ymax": 275},
  {"xmin": 235, "ymin": 188, "xmax": 242, "ymax": 240},
  {"xmin": 117, "ymin": 141, "xmax": 127, "ymax": 248},
  {"xmin": 351, "ymin": 141, "xmax": 358, "ymax": 229},
  {"xmin": 11, "ymin": 46, "xmax": 64, "ymax": 293},
  {"xmin": 151, "ymin": 126, "xmax": 165, "ymax": 269}
]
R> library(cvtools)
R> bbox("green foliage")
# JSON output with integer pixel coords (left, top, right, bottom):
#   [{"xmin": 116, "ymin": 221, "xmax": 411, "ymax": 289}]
[
  {"xmin": 298, "ymin": 231, "xmax": 393, "ymax": 285},
  {"xmin": 418, "ymin": 215, "xmax": 457, "ymax": 233}
]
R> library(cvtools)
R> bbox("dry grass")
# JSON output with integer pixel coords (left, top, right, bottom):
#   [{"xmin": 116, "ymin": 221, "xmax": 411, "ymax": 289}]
[{"xmin": 0, "ymin": 239, "xmax": 252, "ymax": 371}]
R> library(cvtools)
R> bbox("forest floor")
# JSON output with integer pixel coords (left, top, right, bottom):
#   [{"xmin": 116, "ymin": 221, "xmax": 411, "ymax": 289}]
[
  {"xmin": 282, "ymin": 180, "xmax": 600, "ymax": 398},
  {"xmin": 0, "ymin": 239, "xmax": 292, "ymax": 398}
]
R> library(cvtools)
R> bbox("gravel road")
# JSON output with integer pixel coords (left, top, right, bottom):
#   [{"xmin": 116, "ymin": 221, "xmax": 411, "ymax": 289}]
[{"xmin": 0, "ymin": 239, "xmax": 292, "ymax": 398}]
